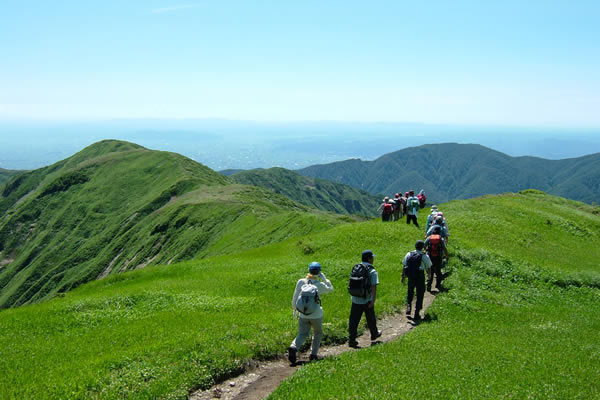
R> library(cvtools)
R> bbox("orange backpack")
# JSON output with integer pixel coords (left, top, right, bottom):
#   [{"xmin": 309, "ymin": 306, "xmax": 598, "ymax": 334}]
[{"xmin": 428, "ymin": 234, "xmax": 442, "ymax": 257}]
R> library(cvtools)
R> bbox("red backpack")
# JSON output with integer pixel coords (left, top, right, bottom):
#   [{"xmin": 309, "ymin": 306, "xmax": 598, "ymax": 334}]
[
  {"xmin": 428, "ymin": 234, "xmax": 442, "ymax": 257},
  {"xmin": 383, "ymin": 202, "xmax": 393, "ymax": 214}
]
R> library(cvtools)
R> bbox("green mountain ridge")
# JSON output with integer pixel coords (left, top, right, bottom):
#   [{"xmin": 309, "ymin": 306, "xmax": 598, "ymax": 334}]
[
  {"xmin": 0, "ymin": 191, "xmax": 598, "ymax": 399},
  {"xmin": 0, "ymin": 140, "xmax": 351, "ymax": 308},
  {"xmin": 0, "ymin": 168, "xmax": 23, "ymax": 185},
  {"xmin": 231, "ymin": 167, "xmax": 380, "ymax": 217},
  {"xmin": 298, "ymin": 143, "xmax": 600, "ymax": 204}
]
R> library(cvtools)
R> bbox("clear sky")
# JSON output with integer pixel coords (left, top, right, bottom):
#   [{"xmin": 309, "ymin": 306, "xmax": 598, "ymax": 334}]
[{"xmin": 1, "ymin": 0, "xmax": 599, "ymax": 127}]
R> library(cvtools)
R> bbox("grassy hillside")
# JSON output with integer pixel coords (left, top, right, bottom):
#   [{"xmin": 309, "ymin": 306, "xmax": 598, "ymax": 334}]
[
  {"xmin": 0, "ymin": 191, "xmax": 598, "ymax": 399},
  {"xmin": 219, "ymin": 168, "xmax": 245, "ymax": 176},
  {"xmin": 0, "ymin": 168, "xmax": 22, "ymax": 185},
  {"xmin": 231, "ymin": 167, "xmax": 380, "ymax": 217},
  {"xmin": 0, "ymin": 140, "xmax": 349, "ymax": 308},
  {"xmin": 298, "ymin": 143, "xmax": 600, "ymax": 204},
  {"xmin": 271, "ymin": 191, "xmax": 600, "ymax": 399}
]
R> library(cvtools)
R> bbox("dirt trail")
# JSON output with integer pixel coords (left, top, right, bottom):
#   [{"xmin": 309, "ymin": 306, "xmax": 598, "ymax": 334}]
[{"xmin": 190, "ymin": 290, "xmax": 437, "ymax": 400}]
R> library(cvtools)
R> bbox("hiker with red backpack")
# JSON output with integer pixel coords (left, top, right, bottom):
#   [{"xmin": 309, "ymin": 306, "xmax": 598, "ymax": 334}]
[
  {"xmin": 377, "ymin": 197, "xmax": 394, "ymax": 222},
  {"xmin": 347, "ymin": 250, "xmax": 382, "ymax": 348},
  {"xmin": 402, "ymin": 240, "xmax": 432, "ymax": 322},
  {"xmin": 417, "ymin": 190, "xmax": 427, "ymax": 209},
  {"xmin": 406, "ymin": 190, "xmax": 420, "ymax": 227},
  {"xmin": 424, "ymin": 225, "xmax": 448, "ymax": 292},
  {"xmin": 288, "ymin": 262, "xmax": 334, "ymax": 364}
]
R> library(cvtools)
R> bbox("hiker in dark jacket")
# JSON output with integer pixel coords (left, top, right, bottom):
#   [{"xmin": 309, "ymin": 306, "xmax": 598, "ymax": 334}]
[
  {"xmin": 393, "ymin": 193, "xmax": 403, "ymax": 220},
  {"xmin": 424, "ymin": 226, "xmax": 449, "ymax": 292},
  {"xmin": 402, "ymin": 241, "xmax": 432, "ymax": 321},
  {"xmin": 288, "ymin": 262, "xmax": 333, "ymax": 364},
  {"xmin": 348, "ymin": 250, "xmax": 382, "ymax": 348}
]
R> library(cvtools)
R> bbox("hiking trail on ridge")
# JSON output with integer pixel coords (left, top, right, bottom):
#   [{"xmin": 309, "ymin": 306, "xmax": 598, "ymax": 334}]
[{"xmin": 191, "ymin": 290, "xmax": 436, "ymax": 400}]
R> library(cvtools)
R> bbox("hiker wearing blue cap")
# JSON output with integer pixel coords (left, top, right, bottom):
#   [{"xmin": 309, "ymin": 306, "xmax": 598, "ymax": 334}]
[
  {"xmin": 347, "ymin": 250, "xmax": 382, "ymax": 348},
  {"xmin": 288, "ymin": 261, "xmax": 333, "ymax": 364}
]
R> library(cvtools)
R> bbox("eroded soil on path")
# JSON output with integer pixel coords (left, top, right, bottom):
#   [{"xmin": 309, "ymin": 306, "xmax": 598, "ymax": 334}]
[{"xmin": 190, "ymin": 290, "xmax": 437, "ymax": 400}]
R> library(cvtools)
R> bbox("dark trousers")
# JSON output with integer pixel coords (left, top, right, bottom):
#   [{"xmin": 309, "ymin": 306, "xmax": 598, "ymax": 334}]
[
  {"xmin": 406, "ymin": 273, "xmax": 426, "ymax": 312},
  {"xmin": 382, "ymin": 212, "xmax": 391, "ymax": 222},
  {"xmin": 348, "ymin": 302, "xmax": 379, "ymax": 341},
  {"xmin": 406, "ymin": 214, "xmax": 419, "ymax": 227},
  {"xmin": 393, "ymin": 209, "xmax": 400, "ymax": 221},
  {"xmin": 428, "ymin": 255, "xmax": 443, "ymax": 290}
]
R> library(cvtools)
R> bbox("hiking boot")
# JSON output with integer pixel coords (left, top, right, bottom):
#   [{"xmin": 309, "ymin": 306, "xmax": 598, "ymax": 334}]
[
  {"xmin": 371, "ymin": 330, "xmax": 382, "ymax": 341},
  {"xmin": 413, "ymin": 312, "xmax": 421, "ymax": 322},
  {"xmin": 406, "ymin": 304, "xmax": 411, "ymax": 315},
  {"xmin": 426, "ymin": 285, "xmax": 432, "ymax": 292},
  {"xmin": 348, "ymin": 340, "xmax": 359, "ymax": 348},
  {"xmin": 309, "ymin": 354, "xmax": 321, "ymax": 362},
  {"xmin": 287, "ymin": 346, "xmax": 297, "ymax": 364}
]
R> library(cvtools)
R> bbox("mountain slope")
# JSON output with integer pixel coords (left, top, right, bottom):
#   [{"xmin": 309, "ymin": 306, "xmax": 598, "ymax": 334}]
[
  {"xmin": 231, "ymin": 167, "xmax": 380, "ymax": 217},
  {"xmin": 0, "ymin": 140, "xmax": 349, "ymax": 308},
  {"xmin": 0, "ymin": 191, "xmax": 598, "ymax": 399},
  {"xmin": 298, "ymin": 143, "xmax": 600, "ymax": 203},
  {"xmin": 0, "ymin": 168, "xmax": 22, "ymax": 185}
]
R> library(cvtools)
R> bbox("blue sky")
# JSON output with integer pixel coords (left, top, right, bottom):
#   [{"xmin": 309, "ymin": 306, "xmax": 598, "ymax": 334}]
[{"xmin": 1, "ymin": 1, "xmax": 599, "ymax": 127}]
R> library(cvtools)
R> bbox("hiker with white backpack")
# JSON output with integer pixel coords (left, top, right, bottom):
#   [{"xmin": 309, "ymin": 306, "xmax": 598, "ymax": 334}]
[{"xmin": 288, "ymin": 262, "xmax": 333, "ymax": 364}]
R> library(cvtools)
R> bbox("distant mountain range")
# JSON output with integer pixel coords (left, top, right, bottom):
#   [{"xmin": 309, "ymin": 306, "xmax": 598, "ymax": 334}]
[
  {"xmin": 231, "ymin": 167, "xmax": 380, "ymax": 217},
  {"xmin": 298, "ymin": 143, "xmax": 600, "ymax": 204},
  {"xmin": 0, "ymin": 141, "xmax": 351, "ymax": 308}
]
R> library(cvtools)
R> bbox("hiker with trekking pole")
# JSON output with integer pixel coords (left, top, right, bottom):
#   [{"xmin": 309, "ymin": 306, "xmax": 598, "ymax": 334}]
[{"xmin": 288, "ymin": 262, "xmax": 333, "ymax": 364}]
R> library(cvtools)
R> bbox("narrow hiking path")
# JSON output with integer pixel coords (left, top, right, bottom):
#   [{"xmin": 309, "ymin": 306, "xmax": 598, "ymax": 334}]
[{"xmin": 191, "ymin": 290, "xmax": 437, "ymax": 400}]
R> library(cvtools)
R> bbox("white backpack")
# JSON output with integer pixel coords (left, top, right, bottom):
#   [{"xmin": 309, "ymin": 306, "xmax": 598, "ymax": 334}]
[{"xmin": 295, "ymin": 279, "xmax": 321, "ymax": 316}]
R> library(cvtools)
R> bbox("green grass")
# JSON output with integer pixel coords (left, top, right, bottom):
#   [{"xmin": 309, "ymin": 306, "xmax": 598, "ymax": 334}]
[
  {"xmin": 0, "ymin": 168, "xmax": 23, "ymax": 186},
  {"xmin": 270, "ymin": 191, "xmax": 600, "ymax": 399},
  {"xmin": 443, "ymin": 190, "xmax": 600, "ymax": 275},
  {"xmin": 231, "ymin": 167, "xmax": 380, "ymax": 217},
  {"xmin": 0, "ymin": 191, "xmax": 598, "ymax": 399},
  {"xmin": 273, "ymin": 254, "xmax": 600, "ymax": 399},
  {"xmin": 0, "ymin": 216, "xmax": 423, "ymax": 400},
  {"xmin": 0, "ymin": 141, "xmax": 351, "ymax": 308}
]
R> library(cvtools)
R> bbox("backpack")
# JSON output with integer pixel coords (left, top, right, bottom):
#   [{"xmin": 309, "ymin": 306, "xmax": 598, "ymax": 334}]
[
  {"xmin": 383, "ymin": 202, "xmax": 393, "ymax": 214},
  {"xmin": 410, "ymin": 197, "xmax": 420, "ymax": 210},
  {"xmin": 295, "ymin": 279, "xmax": 321, "ymax": 316},
  {"xmin": 347, "ymin": 263, "xmax": 373, "ymax": 297},
  {"xmin": 405, "ymin": 251, "xmax": 423, "ymax": 279},
  {"xmin": 428, "ymin": 234, "xmax": 442, "ymax": 257}
]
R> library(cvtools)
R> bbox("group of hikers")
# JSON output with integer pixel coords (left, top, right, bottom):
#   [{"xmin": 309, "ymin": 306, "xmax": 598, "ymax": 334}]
[
  {"xmin": 288, "ymin": 202, "xmax": 450, "ymax": 364},
  {"xmin": 377, "ymin": 189, "xmax": 427, "ymax": 227}
]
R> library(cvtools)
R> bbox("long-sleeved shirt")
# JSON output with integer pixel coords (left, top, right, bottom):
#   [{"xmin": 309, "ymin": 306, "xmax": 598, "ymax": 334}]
[
  {"xmin": 292, "ymin": 274, "xmax": 333, "ymax": 319},
  {"xmin": 426, "ymin": 223, "xmax": 450, "ymax": 238}
]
